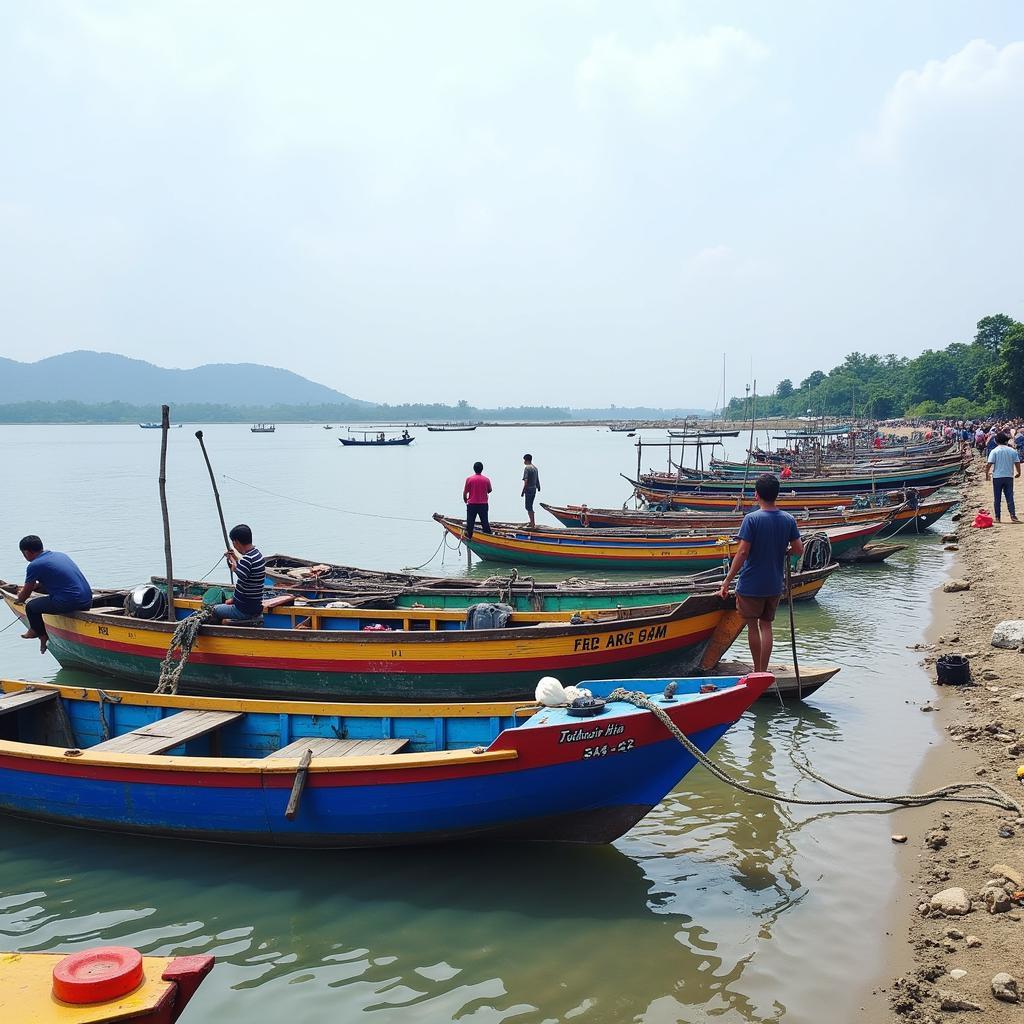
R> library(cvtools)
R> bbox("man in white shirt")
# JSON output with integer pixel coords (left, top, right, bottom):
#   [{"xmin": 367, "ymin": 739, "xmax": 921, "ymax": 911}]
[{"xmin": 986, "ymin": 434, "xmax": 1021, "ymax": 523}]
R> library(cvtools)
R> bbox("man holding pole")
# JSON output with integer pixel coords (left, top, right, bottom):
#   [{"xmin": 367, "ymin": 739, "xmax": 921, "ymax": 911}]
[
  {"xmin": 718, "ymin": 474, "xmax": 804, "ymax": 672},
  {"xmin": 210, "ymin": 524, "xmax": 267, "ymax": 623}
]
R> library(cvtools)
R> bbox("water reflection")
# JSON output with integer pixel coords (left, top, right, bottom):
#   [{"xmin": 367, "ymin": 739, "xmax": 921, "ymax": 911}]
[{"xmin": 0, "ymin": 818, "xmax": 782, "ymax": 1023}]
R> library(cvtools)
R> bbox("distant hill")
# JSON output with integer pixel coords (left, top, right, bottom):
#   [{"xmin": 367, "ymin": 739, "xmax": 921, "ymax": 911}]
[{"xmin": 0, "ymin": 351, "xmax": 369, "ymax": 407}]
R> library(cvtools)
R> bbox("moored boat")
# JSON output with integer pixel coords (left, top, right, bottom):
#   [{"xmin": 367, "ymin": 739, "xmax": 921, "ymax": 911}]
[
  {"xmin": 541, "ymin": 498, "xmax": 959, "ymax": 536},
  {"xmin": 0, "ymin": 946, "xmax": 213, "ymax": 1023},
  {"xmin": 251, "ymin": 423, "xmax": 276, "ymax": 433},
  {"xmin": 0, "ymin": 585, "xmax": 742, "ymax": 701},
  {"xmin": 339, "ymin": 430, "xmax": 414, "ymax": 446},
  {"xmin": 632, "ymin": 484, "xmax": 942, "ymax": 512},
  {"xmin": 0, "ymin": 673, "xmax": 775, "ymax": 847},
  {"xmin": 255, "ymin": 553, "xmax": 838, "ymax": 608},
  {"xmin": 432, "ymin": 514, "xmax": 890, "ymax": 570}
]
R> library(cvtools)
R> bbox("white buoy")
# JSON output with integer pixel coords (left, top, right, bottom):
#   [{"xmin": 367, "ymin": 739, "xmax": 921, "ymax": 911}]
[{"xmin": 535, "ymin": 676, "xmax": 566, "ymax": 706}]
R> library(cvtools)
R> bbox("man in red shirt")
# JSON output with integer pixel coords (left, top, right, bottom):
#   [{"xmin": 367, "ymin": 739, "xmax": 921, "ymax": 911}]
[{"xmin": 463, "ymin": 461, "xmax": 493, "ymax": 539}]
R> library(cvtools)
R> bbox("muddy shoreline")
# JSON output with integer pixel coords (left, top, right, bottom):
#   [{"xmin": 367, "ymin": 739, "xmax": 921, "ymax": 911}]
[{"xmin": 877, "ymin": 456, "xmax": 1024, "ymax": 1020}]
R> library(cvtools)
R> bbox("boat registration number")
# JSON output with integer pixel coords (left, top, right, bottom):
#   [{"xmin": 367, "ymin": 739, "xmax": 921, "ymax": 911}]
[
  {"xmin": 582, "ymin": 739, "xmax": 636, "ymax": 758},
  {"xmin": 573, "ymin": 623, "xmax": 667, "ymax": 652}
]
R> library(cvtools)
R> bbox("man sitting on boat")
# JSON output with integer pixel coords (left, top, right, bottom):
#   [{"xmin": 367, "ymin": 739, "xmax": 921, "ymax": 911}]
[
  {"xmin": 211, "ymin": 524, "xmax": 267, "ymax": 624},
  {"xmin": 16, "ymin": 535, "xmax": 93, "ymax": 654},
  {"xmin": 718, "ymin": 475, "xmax": 804, "ymax": 673}
]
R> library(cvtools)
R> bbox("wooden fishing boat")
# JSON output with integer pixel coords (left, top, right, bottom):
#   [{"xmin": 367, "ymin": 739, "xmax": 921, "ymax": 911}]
[
  {"xmin": 542, "ymin": 499, "xmax": 959, "ymax": 536},
  {"xmin": 339, "ymin": 430, "xmax": 414, "ymax": 446},
  {"xmin": 632, "ymin": 483, "xmax": 942, "ymax": 511},
  {"xmin": 255, "ymin": 554, "xmax": 838, "ymax": 608},
  {"xmin": 712, "ymin": 659, "xmax": 840, "ymax": 700},
  {"xmin": 250, "ymin": 423, "xmax": 275, "ymax": 433},
  {"xmin": 433, "ymin": 514, "xmax": 889, "ymax": 570},
  {"xmin": 633, "ymin": 459, "xmax": 962, "ymax": 493},
  {"xmin": 0, "ymin": 586, "xmax": 742, "ymax": 700},
  {"xmin": 0, "ymin": 947, "xmax": 212, "ymax": 1023},
  {"xmin": 139, "ymin": 422, "xmax": 182, "ymax": 429},
  {"xmin": 0, "ymin": 673, "xmax": 775, "ymax": 847},
  {"xmin": 426, "ymin": 423, "xmax": 478, "ymax": 432}
]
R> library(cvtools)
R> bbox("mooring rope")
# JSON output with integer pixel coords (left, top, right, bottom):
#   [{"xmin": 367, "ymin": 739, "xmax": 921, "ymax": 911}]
[
  {"xmin": 155, "ymin": 607, "xmax": 216, "ymax": 694},
  {"xmin": 607, "ymin": 688, "xmax": 1022, "ymax": 813}
]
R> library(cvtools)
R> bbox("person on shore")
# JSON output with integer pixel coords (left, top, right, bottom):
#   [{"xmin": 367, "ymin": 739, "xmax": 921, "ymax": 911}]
[
  {"xmin": 15, "ymin": 536, "xmax": 93, "ymax": 654},
  {"xmin": 463, "ymin": 461, "xmax": 492, "ymax": 540},
  {"xmin": 718, "ymin": 474, "xmax": 804, "ymax": 673},
  {"xmin": 521, "ymin": 454, "xmax": 541, "ymax": 528},
  {"xmin": 211, "ymin": 524, "xmax": 267, "ymax": 622},
  {"xmin": 985, "ymin": 434, "xmax": 1021, "ymax": 524},
  {"xmin": 975, "ymin": 425, "xmax": 986, "ymax": 454}
]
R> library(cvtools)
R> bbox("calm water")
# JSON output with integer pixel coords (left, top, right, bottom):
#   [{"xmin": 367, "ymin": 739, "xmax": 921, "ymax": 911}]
[{"xmin": 0, "ymin": 425, "xmax": 949, "ymax": 1023}]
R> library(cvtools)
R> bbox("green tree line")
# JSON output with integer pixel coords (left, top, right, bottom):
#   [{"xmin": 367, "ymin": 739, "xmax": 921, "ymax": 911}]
[{"xmin": 724, "ymin": 314, "xmax": 1024, "ymax": 421}]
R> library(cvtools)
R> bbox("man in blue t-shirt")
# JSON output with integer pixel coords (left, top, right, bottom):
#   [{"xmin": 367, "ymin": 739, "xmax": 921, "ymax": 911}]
[
  {"xmin": 718, "ymin": 474, "xmax": 804, "ymax": 673},
  {"xmin": 15, "ymin": 535, "xmax": 93, "ymax": 654}
]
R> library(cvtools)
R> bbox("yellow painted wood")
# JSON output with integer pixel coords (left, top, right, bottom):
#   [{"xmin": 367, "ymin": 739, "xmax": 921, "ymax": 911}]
[{"xmin": 0, "ymin": 952, "xmax": 175, "ymax": 1024}]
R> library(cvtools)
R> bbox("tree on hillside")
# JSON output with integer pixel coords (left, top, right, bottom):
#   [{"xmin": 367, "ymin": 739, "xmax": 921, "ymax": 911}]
[
  {"xmin": 776, "ymin": 378, "xmax": 794, "ymax": 398},
  {"xmin": 974, "ymin": 314, "xmax": 1017, "ymax": 354}
]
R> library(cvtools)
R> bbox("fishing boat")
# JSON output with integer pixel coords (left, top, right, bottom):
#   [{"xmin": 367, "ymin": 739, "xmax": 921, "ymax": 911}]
[
  {"xmin": 632, "ymin": 458, "xmax": 962, "ymax": 493},
  {"xmin": 632, "ymin": 483, "xmax": 942, "ymax": 512},
  {"xmin": 251, "ymin": 423, "xmax": 276, "ymax": 433},
  {"xmin": 426, "ymin": 423, "xmax": 478, "ymax": 432},
  {"xmin": 255, "ymin": 553, "xmax": 838, "ymax": 608},
  {"xmin": 0, "ymin": 947, "xmax": 213, "ymax": 1023},
  {"xmin": 0, "ymin": 586, "xmax": 742, "ymax": 700},
  {"xmin": 432, "ymin": 514, "xmax": 890, "ymax": 570},
  {"xmin": 0, "ymin": 673, "xmax": 774, "ymax": 847},
  {"xmin": 541, "ymin": 498, "xmax": 959, "ymax": 537},
  {"xmin": 323, "ymin": 424, "xmax": 333, "ymax": 429},
  {"xmin": 711, "ymin": 659, "xmax": 840, "ymax": 699},
  {"xmin": 139, "ymin": 422, "xmax": 182, "ymax": 429},
  {"xmin": 339, "ymin": 430, "xmax": 414, "ymax": 447}
]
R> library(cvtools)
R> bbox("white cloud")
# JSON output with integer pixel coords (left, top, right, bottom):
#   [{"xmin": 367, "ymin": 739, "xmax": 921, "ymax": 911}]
[
  {"xmin": 867, "ymin": 39, "xmax": 1024, "ymax": 160},
  {"xmin": 575, "ymin": 27, "xmax": 768, "ymax": 116}
]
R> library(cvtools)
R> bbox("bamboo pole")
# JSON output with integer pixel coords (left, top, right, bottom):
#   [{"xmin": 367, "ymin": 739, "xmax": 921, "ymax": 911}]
[
  {"xmin": 158, "ymin": 405, "xmax": 175, "ymax": 621},
  {"xmin": 194, "ymin": 430, "xmax": 234, "ymax": 584}
]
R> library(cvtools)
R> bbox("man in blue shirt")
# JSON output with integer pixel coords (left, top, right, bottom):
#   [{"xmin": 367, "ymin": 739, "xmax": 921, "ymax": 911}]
[
  {"xmin": 718, "ymin": 474, "xmax": 804, "ymax": 672},
  {"xmin": 16, "ymin": 535, "xmax": 93, "ymax": 654},
  {"xmin": 985, "ymin": 433, "xmax": 1021, "ymax": 523}
]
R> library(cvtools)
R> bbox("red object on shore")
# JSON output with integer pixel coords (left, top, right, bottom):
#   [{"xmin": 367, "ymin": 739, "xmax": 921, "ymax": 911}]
[
  {"xmin": 52, "ymin": 947, "xmax": 144, "ymax": 1004},
  {"xmin": 973, "ymin": 510, "xmax": 994, "ymax": 529}
]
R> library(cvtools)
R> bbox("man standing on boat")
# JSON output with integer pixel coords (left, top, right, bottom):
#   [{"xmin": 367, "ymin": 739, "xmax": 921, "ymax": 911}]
[
  {"xmin": 463, "ymin": 462, "xmax": 492, "ymax": 540},
  {"xmin": 211, "ymin": 524, "xmax": 267, "ymax": 622},
  {"xmin": 521, "ymin": 454, "xmax": 541, "ymax": 528},
  {"xmin": 15, "ymin": 536, "xmax": 93, "ymax": 654},
  {"xmin": 718, "ymin": 474, "xmax": 804, "ymax": 673}
]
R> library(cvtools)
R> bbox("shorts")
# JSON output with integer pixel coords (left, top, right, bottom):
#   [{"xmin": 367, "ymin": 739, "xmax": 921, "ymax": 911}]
[
  {"xmin": 524, "ymin": 488, "xmax": 537, "ymax": 512},
  {"xmin": 736, "ymin": 594, "xmax": 781, "ymax": 622}
]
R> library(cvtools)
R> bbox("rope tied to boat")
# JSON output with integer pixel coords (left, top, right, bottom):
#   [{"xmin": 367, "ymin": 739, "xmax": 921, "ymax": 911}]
[
  {"xmin": 155, "ymin": 607, "xmax": 216, "ymax": 694},
  {"xmin": 606, "ymin": 688, "xmax": 1022, "ymax": 814}
]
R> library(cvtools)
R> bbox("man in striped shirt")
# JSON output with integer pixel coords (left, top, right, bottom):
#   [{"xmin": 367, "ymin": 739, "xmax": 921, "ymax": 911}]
[{"xmin": 211, "ymin": 524, "xmax": 267, "ymax": 623}]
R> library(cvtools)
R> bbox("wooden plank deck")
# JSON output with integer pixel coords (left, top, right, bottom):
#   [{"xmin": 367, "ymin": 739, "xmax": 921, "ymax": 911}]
[
  {"xmin": 0, "ymin": 690, "xmax": 58, "ymax": 715},
  {"xmin": 90, "ymin": 709, "xmax": 243, "ymax": 755},
  {"xmin": 269, "ymin": 737, "xmax": 410, "ymax": 759}
]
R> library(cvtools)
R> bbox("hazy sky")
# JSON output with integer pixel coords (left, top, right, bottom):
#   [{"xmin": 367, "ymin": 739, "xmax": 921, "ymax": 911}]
[{"xmin": 1, "ymin": 2, "xmax": 1022, "ymax": 408}]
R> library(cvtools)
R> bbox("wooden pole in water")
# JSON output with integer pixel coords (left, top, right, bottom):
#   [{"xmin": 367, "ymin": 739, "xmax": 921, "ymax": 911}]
[
  {"xmin": 194, "ymin": 430, "xmax": 234, "ymax": 584},
  {"xmin": 158, "ymin": 405, "xmax": 176, "ymax": 621},
  {"xmin": 786, "ymin": 557, "xmax": 802, "ymax": 699}
]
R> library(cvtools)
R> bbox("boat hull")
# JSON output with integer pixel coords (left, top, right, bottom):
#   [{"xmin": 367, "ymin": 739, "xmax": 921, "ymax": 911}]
[
  {"xmin": 2, "ymin": 594, "xmax": 734, "ymax": 701},
  {"xmin": 0, "ymin": 674, "xmax": 774, "ymax": 847}
]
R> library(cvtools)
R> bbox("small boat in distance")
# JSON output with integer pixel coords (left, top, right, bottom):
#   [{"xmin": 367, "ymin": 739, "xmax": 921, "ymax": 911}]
[
  {"xmin": 139, "ymin": 422, "xmax": 182, "ymax": 429},
  {"xmin": 251, "ymin": 423, "xmax": 276, "ymax": 433},
  {"xmin": 340, "ymin": 429, "xmax": 415, "ymax": 447},
  {"xmin": 427, "ymin": 423, "xmax": 478, "ymax": 432},
  {"xmin": 323, "ymin": 424, "xmax": 333, "ymax": 429}
]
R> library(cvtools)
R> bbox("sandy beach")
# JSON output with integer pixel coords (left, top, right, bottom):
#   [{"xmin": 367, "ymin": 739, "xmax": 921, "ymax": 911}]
[{"xmin": 881, "ymin": 452, "xmax": 1024, "ymax": 1019}]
